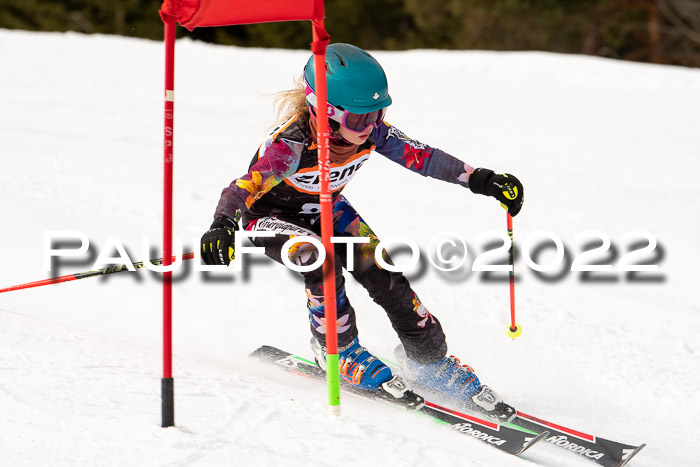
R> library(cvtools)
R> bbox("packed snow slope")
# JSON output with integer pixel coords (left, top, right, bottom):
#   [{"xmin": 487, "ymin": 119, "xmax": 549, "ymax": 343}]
[{"xmin": 1, "ymin": 29, "xmax": 699, "ymax": 466}]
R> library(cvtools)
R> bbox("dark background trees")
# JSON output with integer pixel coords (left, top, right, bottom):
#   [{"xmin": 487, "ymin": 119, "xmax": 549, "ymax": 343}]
[{"xmin": 1, "ymin": 0, "xmax": 698, "ymax": 67}]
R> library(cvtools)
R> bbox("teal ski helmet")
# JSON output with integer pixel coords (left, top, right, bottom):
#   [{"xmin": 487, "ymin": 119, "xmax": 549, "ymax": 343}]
[{"xmin": 304, "ymin": 43, "xmax": 392, "ymax": 115}]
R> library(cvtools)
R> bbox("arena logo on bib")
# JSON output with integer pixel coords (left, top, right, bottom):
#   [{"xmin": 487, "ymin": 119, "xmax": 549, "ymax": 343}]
[{"xmin": 284, "ymin": 151, "xmax": 371, "ymax": 194}]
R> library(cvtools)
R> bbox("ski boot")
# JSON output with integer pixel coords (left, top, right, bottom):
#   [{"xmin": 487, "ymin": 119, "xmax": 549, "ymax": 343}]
[
  {"xmin": 394, "ymin": 344, "xmax": 515, "ymax": 422},
  {"xmin": 311, "ymin": 337, "xmax": 423, "ymax": 410}
]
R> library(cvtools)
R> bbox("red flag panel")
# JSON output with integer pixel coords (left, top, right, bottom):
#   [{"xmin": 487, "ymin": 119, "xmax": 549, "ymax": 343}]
[{"xmin": 160, "ymin": 0, "xmax": 321, "ymax": 30}]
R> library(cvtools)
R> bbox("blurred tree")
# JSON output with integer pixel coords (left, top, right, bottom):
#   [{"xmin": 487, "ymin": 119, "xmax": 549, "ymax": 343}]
[
  {"xmin": 659, "ymin": 0, "xmax": 700, "ymax": 45},
  {"xmin": 0, "ymin": 0, "xmax": 698, "ymax": 66},
  {"xmin": 658, "ymin": 0, "xmax": 700, "ymax": 65}
]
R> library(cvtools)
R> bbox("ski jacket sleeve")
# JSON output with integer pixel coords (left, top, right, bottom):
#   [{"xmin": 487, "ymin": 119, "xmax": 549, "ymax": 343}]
[
  {"xmin": 214, "ymin": 137, "xmax": 302, "ymax": 221},
  {"xmin": 373, "ymin": 122, "xmax": 474, "ymax": 189}
]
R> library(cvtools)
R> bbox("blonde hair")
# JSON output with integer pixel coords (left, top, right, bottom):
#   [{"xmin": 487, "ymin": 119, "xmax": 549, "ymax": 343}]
[{"xmin": 273, "ymin": 75, "xmax": 310, "ymax": 125}]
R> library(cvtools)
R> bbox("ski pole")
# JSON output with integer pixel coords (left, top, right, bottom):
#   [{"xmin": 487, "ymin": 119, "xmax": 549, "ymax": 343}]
[
  {"xmin": 0, "ymin": 252, "xmax": 195, "ymax": 294},
  {"xmin": 505, "ymin": 213, "xmax": 522, "ymax": 339}
]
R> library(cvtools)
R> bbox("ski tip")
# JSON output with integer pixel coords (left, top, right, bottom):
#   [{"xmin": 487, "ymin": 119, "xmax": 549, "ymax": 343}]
[
  {"xmin": 617, "ymin": 443, "xmax": 647, "ymax": 467},
  {"xmin": 249, "ymin": 345, "xmax": 277, "ymax": 358},
  {"xmin": 517, "ymin": 430, "xmax": 549, "ymax": 456}
]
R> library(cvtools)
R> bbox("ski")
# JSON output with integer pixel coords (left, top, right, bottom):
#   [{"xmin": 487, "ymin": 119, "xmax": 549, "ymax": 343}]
[
  {"xmin": 250, "ymin": 345, "xmax": 548, "ymax": 457},
  {"xmin": 378, "ymin": 354, "xmax": 646, "ymax": 466},
  {"xmin": 509, "ymin": 412, "xmax": 646, "ymax": 467}
]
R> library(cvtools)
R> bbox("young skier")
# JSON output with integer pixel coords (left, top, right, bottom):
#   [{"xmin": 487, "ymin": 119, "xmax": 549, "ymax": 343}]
[{"xmin": 201, "ymin": 43, "xmax": 524, "ymax": 421}]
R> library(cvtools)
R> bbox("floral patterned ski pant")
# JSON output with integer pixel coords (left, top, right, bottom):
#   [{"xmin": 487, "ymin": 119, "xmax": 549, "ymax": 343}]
[{"xmin": 243, "ymin": 195, "xmax": 447, "ymax": 364}]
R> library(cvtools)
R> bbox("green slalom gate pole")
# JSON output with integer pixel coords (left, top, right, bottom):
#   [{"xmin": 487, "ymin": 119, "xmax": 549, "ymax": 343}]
[{"xmin": 326, "ymin": 354, "xmax": 340, "ymax": 411}]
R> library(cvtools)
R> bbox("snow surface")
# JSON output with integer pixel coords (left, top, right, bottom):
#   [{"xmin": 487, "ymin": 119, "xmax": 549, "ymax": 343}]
[{"xmin": 1, "ymin": 29, "xmax": 700, "ymax": 466}]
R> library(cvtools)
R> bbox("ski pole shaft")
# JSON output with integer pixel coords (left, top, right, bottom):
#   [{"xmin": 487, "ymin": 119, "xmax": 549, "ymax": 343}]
[
  {"xmin": 0, "ymin": 252, "xmax": 195, "ymax": 294},
  {"xmin": 505, "ymin": 213, "xmax": 522, "ymax": 338},
  {"xmin": 508, "ymin": 213, "xmax": 515, "ymax": 327}
]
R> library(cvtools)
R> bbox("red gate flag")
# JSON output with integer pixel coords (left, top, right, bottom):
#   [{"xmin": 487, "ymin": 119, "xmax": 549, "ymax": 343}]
[{"xmin": 159, "ymin": 0, "xmax": 324, "ymax": 29}]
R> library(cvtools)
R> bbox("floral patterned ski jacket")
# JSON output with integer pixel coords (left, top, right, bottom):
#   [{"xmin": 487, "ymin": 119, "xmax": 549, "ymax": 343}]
[{"xmin": 214, "ymin": 112, "xmax": 474, "ymax": 222}]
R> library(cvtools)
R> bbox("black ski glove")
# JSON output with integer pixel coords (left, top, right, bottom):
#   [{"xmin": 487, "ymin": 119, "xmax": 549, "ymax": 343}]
[
  {"xmin": 200, "ymin": 216, "xmax": 239, "ymax": 266},
  {"xmin": 469, "ymin": 168, "xmax": 524, "ymax": 217}
]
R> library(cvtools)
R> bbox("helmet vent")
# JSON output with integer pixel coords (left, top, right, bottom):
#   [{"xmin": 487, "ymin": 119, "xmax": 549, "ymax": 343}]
[{"xmin": 333, "ymin": 52, "xmax": 347, "ymax": 68}]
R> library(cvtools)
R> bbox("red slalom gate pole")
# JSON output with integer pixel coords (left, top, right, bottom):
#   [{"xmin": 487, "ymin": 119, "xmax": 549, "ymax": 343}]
[
  {"xmin": 506, "ymin": 213, "xmax": 522, "ymax": 339},
  {"xmin": 311, "ymin": 20, "xmax": 341, "ymax": 415},
  {"xmin": 0, "ymin": 253, "xmax": 195, "ymax": 295},
  {"xmin": 162, "ymin": 14, "xmax": 176, "ymax": 428}
]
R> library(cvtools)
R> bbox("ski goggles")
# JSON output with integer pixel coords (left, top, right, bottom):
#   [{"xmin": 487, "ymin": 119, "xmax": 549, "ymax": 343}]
[{"xmin": 305, "ymin": 84, "xmax": 387, "ymax": 134}]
